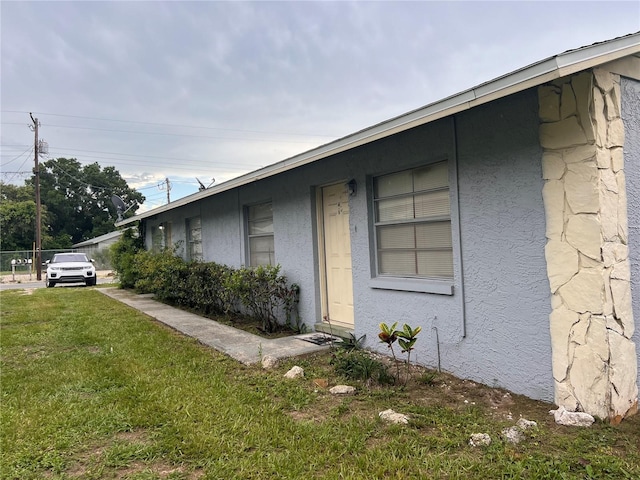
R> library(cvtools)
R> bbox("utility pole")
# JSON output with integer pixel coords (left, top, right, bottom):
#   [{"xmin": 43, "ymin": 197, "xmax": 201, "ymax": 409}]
[
  {"xmin": 29, "ymin": 113, "xmax": 42, "ymax": 280},
  {"xmin": 165, "ymin": 177, "xmax": 171, "ymax": 204}
]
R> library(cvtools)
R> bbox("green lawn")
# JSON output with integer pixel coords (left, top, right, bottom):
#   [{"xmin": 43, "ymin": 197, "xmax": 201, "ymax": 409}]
[{"xmin": 1, "ymin": 288, "xmax": 639, "ymax": 479}]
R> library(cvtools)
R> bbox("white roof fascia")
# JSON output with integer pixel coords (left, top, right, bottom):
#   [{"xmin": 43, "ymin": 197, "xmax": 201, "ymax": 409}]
[
  {"xmin": 117, "ymin": 32, "xmax": 640, "ymax": 227},
  {"xmin": 72, "ymin": 230, "xmax": 123, "ymax": 247}
]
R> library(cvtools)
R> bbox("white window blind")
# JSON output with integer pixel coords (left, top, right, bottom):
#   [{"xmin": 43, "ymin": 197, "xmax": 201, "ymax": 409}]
[
  {"xmin": 373, "ymin": 161, "xmax": 453, "ymax": 280},
  {"xmin": 247, "ymin": 202, "xmax": 274, "ymax": 266}
]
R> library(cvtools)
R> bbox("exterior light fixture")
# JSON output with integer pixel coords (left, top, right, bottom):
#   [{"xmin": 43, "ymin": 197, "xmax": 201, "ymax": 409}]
[{"xmin": 347, "ymin": 179, "xmax": 357, "ymax": 197}]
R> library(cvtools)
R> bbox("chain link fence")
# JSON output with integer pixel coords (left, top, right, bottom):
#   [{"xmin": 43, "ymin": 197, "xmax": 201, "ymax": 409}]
[{"xmin": 1, "ymin": 248, "xmax": 113, "ymax": 274}]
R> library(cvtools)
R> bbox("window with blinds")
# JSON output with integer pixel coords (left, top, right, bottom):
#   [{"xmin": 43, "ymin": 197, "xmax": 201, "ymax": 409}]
[
  {"xmin": 186, "ymin": 216, "xmax": 202, "ymax": 261},
  {"xmin": 373, "ymin": 161, "xmax": 453, "ymax": 279},
  {"xmin": 247, "ymin": 202, "xmax": 275, "ymax": 267}
]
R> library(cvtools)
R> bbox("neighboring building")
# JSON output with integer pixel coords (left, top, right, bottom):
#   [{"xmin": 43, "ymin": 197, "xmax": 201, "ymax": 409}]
[
  {"xmin": 118, "ymin": 33, "xmax": 640, "ymax": 421},
  {"xmin": 72, "ymin": 230, "xmax": 123, "ymax": 268}
]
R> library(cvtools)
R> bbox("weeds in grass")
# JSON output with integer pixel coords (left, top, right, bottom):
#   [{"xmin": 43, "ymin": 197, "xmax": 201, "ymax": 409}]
[
  {"xmin": 337, "ymin": 332, "xmax": 367, "ymax": 351},
  {"xmin": 330, "ymin": 350, "xmax": 394, "ymax": 386},
  {"xmin": 417, "ymin": 371, "xmax": 439, "ymax": 386}
]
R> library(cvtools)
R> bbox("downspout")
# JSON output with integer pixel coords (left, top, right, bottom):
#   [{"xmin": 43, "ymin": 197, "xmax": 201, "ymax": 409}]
[
  {"xmin": 452, "ymin": 115, "xmax": 467, "ymax": 339},
  {"xmin": 237, "ymin": 188, "xmax": 243, "ymax": 265}
]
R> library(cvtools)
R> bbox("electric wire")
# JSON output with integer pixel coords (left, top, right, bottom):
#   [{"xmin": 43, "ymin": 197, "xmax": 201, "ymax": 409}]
[
  {"xmin": 1, "ymin": 147, "xmax": 34, "ymax": 183},
  {"xmin": 1, "ymin": 110, "xmax": 339, "ymax": 138},
  {"xmin": 1, "ymin": 146, "xmax": 33, "ymax": 166}
]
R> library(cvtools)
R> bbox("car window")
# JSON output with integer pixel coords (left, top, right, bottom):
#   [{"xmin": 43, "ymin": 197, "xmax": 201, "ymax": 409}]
[{"xmin": 51, "ymin": 254, "xmax": 89, "ymax": 263}]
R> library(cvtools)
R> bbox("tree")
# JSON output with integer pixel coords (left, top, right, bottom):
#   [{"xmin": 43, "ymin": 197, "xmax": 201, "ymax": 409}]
[
  {"xmin": 22, "ymin": 158, "xmax": 145, "ymax": 247},
  {"xmin": 0, "ymin": 183, "xmax": 52, "ymax": 251}
]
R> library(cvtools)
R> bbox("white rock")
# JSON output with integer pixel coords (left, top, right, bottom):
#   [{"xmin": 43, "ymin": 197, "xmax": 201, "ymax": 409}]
[
  {"xmin": 538, "ymin": 85, "xmax": 561, "ymax": 122},
  {"xmin": 261, "ymin": 355, "xmax": 279, "ymax": 369},
  {"xmin": 593, "ymin": 87, "xmax": 607, "ymax": 147},
  {"xmin": 565, "ymin": 162, "xmax": 599, "ymax": 213},
  {"xmin": 539, "ymin": 117, "xmax": 588, "ymax": 149},
  {"xmin": 611, "ymin": 147, "xmax": 624, "ymax": 172},
  {"xmin": 600, "ymin": 190, "xmax": 619, "ymax": 243},
  {"xmin": 608, "ymin": 333, "xmax": 639, "ymax": 418},
  {"xmin": 469, "ymin": 433, "xmax": 492, "ymax": 447},
  {"xmin": 565, "ymin": 215, "xmax": 602, "ymax": 260},
  {"xmin": 611, "ymin": 278, "xmax": 634, "ymax": 336},
  {"xmin": 594, "ymin": 68, "xmax": 615, "ymax": 93},
  {"xmin": 557, "ymin": 268, "xmax": 604, "ymax": 313},
  {"xmin": 542, "ymin": 152, "xmax": 566, "ymax": 180},
  {"xmin": 545, "ymin": 240, "xmax": 579, "ymax": 292},
  {"xmin": 571, "ymin": 72, "xmax": 594, "ymax": 142},
  {"xmin": 516, "ymin": 418, "xmax": 538, "ymax": 430},
  {"xmin": 542, "ymin": 180, "xmax": 565, "ymax": 240},
  {"xmin": 502, "ymin": 426, "xmax": 525, "ymax": 444},
  {"xmin": 284, "ymin": 366, "xmax": 304, "ymax": 379},
  {"xmin": 379, "ymin": 409, "xmax": 409, "ymax": 424},
  {"xmin": 550, "ymin": 406, "xmax": 595, "ymax": 427},
  {"xmin": 560, "ymin": 83, "xmax": 577, "ymax": 119},
  {"xmin": 607, "ymin": 118, "xmax": 625, "ymax": 148},
  {"xmin": 595, "ymin": 147, "xmax": 610, "ymax": 169},
  {"xmin": 329, "ymin": 385, "xmax": 356, "ymax": 395},
  {"xmin": 570, "ymin": 344, "xmax": 610, "ymax": 420}
]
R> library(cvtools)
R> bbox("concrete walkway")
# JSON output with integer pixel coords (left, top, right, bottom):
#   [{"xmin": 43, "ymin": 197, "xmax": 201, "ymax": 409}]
[{"xmin": 99, "ymin": 288, "xmax": 334, "ymax": 365}]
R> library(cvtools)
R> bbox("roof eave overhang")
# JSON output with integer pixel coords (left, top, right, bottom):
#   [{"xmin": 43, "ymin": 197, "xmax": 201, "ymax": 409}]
[{"xmin": 117, "ymin": 33, "xmax": 640, "ymax": 227}]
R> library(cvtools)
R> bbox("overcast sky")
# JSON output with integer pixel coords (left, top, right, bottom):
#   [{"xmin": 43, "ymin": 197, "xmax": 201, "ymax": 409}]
[{"xmin": 2, "ymin": 1, "xmax": 639, "ymax": 211}]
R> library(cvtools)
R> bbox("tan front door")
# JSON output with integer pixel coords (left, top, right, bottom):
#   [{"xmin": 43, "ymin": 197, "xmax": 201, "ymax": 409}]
[{"xmin": 320, "ymin": 183, "xmax": 354, "ymax": 328}]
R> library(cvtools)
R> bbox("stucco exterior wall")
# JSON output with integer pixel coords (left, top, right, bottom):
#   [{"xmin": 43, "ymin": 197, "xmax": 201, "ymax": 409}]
[
  {"xmin": 144, "ymin": 89, "xmax": 553, "ymax": 401},
  {"xmin": 351, "ymin": 90, "xmax": 552, "ymax": 401},
  {"xmin": 454, "ymin": 90, "xmax": 552, "ymax": 400},
  {"xmin": 622, "ymin": 77, "xmax": 640, "ymax": 392}
]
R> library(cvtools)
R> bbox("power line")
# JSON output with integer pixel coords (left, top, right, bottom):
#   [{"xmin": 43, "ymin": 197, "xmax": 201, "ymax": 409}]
[
  {"xmin": 1, "ymin": 110, "xmax": 339, "ymax": 138},
  {"xmin": 19, "ymin": 123, "xmax": 323, "ymax": 144},
  {"xmin": 1, "ymin": 146, "xmax": 33, "ymax": 166},
  {"xmin": 1, "ymin": 147, "xmax": 33, "ymax": 183},
  {"xmin": 43, "ymin": 146, "xmax": 264, "ymax": 168}
]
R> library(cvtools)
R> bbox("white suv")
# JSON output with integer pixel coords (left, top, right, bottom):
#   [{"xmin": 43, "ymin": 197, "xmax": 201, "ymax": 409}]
[{"xmin": 46, "ymin": 253, "xmax": 97, "ymax": 288}]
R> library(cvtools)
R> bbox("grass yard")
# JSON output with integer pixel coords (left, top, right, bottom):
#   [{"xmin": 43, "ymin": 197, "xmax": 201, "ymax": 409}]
[{"xmin": 1, "ymin": 288, "xmax": 639, "ymax": 479}]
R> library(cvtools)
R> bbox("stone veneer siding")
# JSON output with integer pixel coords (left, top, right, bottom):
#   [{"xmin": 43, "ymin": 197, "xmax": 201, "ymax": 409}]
[{"xmin": 539, "ymin": 69, "xmax": 638, "ymax": 421}]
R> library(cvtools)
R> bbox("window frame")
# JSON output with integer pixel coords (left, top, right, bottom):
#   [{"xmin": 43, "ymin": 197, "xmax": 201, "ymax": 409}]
[
  {"xmin": 369, "ymin": 159, "xmax": 455, "ymax": 295},
  {"xmin": 246, "ymin": 201, "xmax": 275, "ymax": 267},
  {"xmin": 151, "ymin": 221, "xmax": 171, "ymax": 252},
  {"xmin": 186, "ymin": 216, "xmax": 203, "ymax": 262}
]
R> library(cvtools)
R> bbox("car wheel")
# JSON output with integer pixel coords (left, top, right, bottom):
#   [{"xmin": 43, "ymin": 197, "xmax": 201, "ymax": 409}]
[
  {"xmin": 86, "ymin": 277, "xmax": 97, "ymax": 287},
  {"xmin": 46, "ymin": 280, "xmax": 55, "ymax": 288}
]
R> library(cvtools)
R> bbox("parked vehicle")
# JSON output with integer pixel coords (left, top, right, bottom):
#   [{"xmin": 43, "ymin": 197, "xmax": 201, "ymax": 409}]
[{"xmin": 46, "ymin": 253, "xmax": 96, "ymax": 288}]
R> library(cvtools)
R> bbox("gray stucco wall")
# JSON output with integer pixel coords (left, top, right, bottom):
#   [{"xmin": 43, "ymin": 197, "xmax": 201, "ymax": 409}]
[
  {"xmin": 349, "ymin": 90, "xmax": 552, "ymax": 401},
  {"xmin": 622, "ymin": 77, "xmax": 640, "ymax": 391},
  {"xmin": 145, "ymin": 88, "xmax": 553, "ymax": 401}
]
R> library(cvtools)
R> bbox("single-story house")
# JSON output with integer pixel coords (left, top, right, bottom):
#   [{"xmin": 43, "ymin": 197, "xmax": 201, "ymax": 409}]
[
  {"xmin": 72, "ymin": 230, "xmax": 123, "ymax": 268},
  {"xmin": 118, "ymin": 33, "xmax": 640, "ymax": 422}
]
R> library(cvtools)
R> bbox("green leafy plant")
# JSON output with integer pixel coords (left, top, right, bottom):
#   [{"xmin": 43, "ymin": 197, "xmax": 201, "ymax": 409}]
[
  {"xmin": 338, "ymin": 332, "xmax": 367, "ymax": 351},
  {"xmin": 378, "ymin": 322, "xmax": 400, "ymax": 381},
  {"xmin": 378, "ymin": 321, "xmax": 422, "ymax": 384},
  {"xmin": 397, "ymin": 323, "xmax": 422, "ymax": 381}
]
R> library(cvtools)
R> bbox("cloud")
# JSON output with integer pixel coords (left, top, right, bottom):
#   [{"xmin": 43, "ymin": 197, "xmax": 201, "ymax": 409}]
[{"xmin": 2, "ymin": 0, "xmax": 639, "ymax": 204}]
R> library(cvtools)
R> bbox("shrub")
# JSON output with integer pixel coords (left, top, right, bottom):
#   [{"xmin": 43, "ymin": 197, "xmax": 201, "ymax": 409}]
[
  {"xmin": 109, "ymin": 228, "xmax": 144, "ymax": 288},
  {"xmin": 115, "ymin": 244, "xmax": 302, "ymax": 333},
  {"xmin": 229, "ymin": 264, "xmax": 299, "ymax": 333}
]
